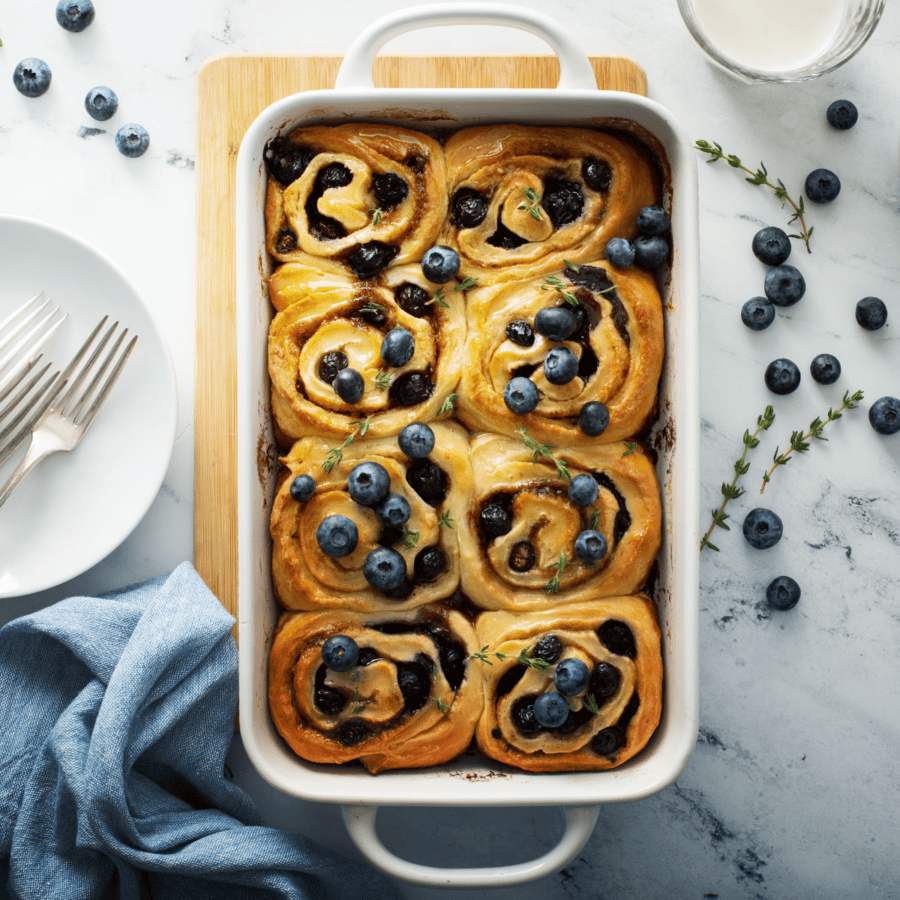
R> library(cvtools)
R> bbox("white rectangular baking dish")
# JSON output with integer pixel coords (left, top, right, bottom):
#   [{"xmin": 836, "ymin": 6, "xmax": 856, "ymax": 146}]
[{"xmin": 236, "ymin": 4, "xmax": 699, "ymax": 888}]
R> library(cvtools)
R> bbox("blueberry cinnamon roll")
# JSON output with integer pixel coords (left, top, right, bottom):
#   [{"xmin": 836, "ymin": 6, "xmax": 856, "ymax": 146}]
[
  {"xmin": 268, "ymin": 261, "xmax": 466, "ymax": 445},
  {"xmin": 264, "ymin": 123, "xmax": 447, "ymax": 278},
  {"xmin": 271, "ymin": 422, "xmax": 471, "ymax": 612},
  {"xmin": 269, "ymin": 605, "xmax": 483, "ymax": 773},
  {"xmin": 441, "ymin": 125, "xmax": 659, "ymax": 283},
  {"xmin": 457, "ymin": 433, "xmax": 661, "ymax": 610},
  {"xmin": 475, "ymin": 596, "xmax": 662, "ymax": 772}
]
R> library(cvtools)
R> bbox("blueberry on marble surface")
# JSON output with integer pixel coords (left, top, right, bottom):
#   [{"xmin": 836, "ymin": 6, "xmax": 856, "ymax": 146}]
[
  {"xmin": 316, "ymin": 515, "xmax": 359, "ymax": 558},
  {"xmin": 381, "ymin": 328, "xmax": 415, "ymax": 368},
  {"xmin": 633, "ymin": 234, "xmax": 668, "ymax": 268},
  {"xmin": 503, "ymin": 376, "xmax": 540, "ymax": 415},
  {"xmin": 534, "ymin": 306, "xmax": 576, "ymax": 342},
  {"xmin": 398, "ymin": 422, "xmax": 434, "ymax": 459},
  {"xmin": 289, "ymin": 474, "xmax": 316, "ymax": 503},
  {"xmin": 636, "ymin": 205, "xmax": 670, "ymax": 236},
  {"xmin": 764, "ymin": 358, "xmax": 801, "ymax": 395},
  {"xmin": 578, "ymin": 401, "xmax": 610, "ymax": 437},
  {"xmin": 605, "ymin": 237, "xmax": 635, "ymax": 268},
  {"xmin": 332, "ymin": 367, "xmax": 364, "ymax": 404},
  {"xmin": 84, "ymin": 86, "xmax": 118, "ymax": 121},
  {"xmin": 506, "ymin": 320, "xmax": 535, "ymax": 347},
  {"xmin": 554, "ymin": 658, "xmax": 590, "ymax": 696},
  {"xmin": 752, "ymin": 226, "xmax": 791, "ymax": 266},
  {"xmin": 115, "ymin": 124, "xmax": 150, "ymax": 158},
  {"xmin": 575, "ymin": 529, "xmax": 607, "ymax": 565},
  {"xmin": 805, "ymin": 168, "xmax": 841, "ymax": 203},
  {"xmin": 826, "ymin": 99, "xmax": 858, "ymax": 130},
  {"xmin": 544, "ymin": 346, "xmax": 579, "ymax": 385},
  {"xmin": 375, "ymin": 493, "xmax": 411, "ymax": 527},
  {"xmin": 741, "ymin": 297, "xmax": 775, "ymax": 331},
  {"xmin": 810, "ymin": 353, "xmax": 841, "ymax": 385},
  {"xmin": 348, "ymin": 461, "xmax": 391, "ymax": 507},
  {"xmin": 13, "ymin": 59, "xmax": 51, "ymax": 98},
  {"xmin": 56, "ymin": 0, "xmax": 94, "ymax": 31},
  {"xmin": 764, "ymin": 265, "xmax": 805, "ymax": 307},
  {"xmin": 421, "ymin": 245, "xmax": 460, "ymax": 284},
  {"xmin": 567, "ymin": 473, "xmax": 599, "ymax": 508},
  {"xmin": 532, "ymin": 635, "xmax": 563, "ymax": 665},
  {"xmin": 856, "ymin": 296, "xmax": 887, "ymax": 331},
  {"xmin": 742, "ymin": 508, "xmax": 783, "ymax": 549},
  {"xmin": 532, "ymin": 692, "xmax": 570, "ymax": 728},
  {"xmin": 869, "ymin": 397, "xmax": 900, "ymax": 435},
  {"xmin": 363, "ymin": 547, "xmax": 407, "ymax": 591},
  {"xmin": 766, "ymin": 576, "xmax": 801, "ymax": 611},
  {"xmin": 321, "ymin": 635, "xmax": 359, "ymax": 671}
]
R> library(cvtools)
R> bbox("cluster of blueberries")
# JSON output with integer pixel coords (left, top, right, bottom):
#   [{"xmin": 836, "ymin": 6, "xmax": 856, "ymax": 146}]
[
  {"xmin": 565, "ymin": 474, "xmax": 608, "ymax": 566},
  {"xmin": 741, "ymin": 508, "xmax": 800, "ymax": 610},
  {"xmin": 604, "ymin": 204, "xmax": 672, "ymax": 269},
  {"xmin": 11, "ymin": 1, "xmax": 150, "ymax": 158}
]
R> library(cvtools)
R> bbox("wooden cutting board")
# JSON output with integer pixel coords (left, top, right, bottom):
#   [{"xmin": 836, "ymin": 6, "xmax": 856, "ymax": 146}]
[{"xmin": 194, "ymin": 54, "xmax": 647, "ymax": 634}]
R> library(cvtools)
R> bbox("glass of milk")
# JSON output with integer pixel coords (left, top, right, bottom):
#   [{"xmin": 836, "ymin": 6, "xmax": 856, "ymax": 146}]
[{"xmin": 677, "ymin": 0, "xmax": 885, "ymax": 83}]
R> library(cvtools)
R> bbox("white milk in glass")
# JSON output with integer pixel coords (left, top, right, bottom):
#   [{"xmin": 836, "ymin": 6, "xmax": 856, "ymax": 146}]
[{"xmin": 691, "ymin": 0, "xmax": 845, "ymax": 72}]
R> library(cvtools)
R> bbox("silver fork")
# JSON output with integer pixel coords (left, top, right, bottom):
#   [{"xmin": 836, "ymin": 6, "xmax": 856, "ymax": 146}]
[{"xmin": 0, "ymin": 316, "xmax": 138, "ymax": 512}]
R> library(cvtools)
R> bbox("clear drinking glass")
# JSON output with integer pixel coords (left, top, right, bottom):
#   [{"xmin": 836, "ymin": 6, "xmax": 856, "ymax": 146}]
[{"xmin": 677, "ymin": 0, "xmax": 885, "ymax": 84}]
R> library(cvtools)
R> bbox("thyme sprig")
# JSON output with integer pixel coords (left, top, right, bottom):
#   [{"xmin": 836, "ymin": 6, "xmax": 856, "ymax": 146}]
[
  {"xmin": 374, "ymin": 369, "xmax": 391, "ymax": 392},
  {"xmin": 518, "ymin": 427, "xmax": 572, "ymax": 481},
  {"xmin": 401, "ymin": 524, "xmax": 419, "ymax": 550},
  {"xmin": 518, "ymin": 186, "xmax": 542, "ymax": 221},
  {"xmin": 541, "ymin": 274, "xmax": 581, "ymax": 307},
  {"xmin": 427, "ymin": 276, "xmax": 478, "ymax": 308},
  {"xmin": 438, "ymin": 393, "xmax": 458, "ymax": 416},
  {"xmin": 322, "ymin": 415, "xmax": 373, "ymax": 473},
  {"xmin": 545, "ymin": 552, "xmax": 569, "ymax": 594},
  {"xmin": 351, "ymin": 689, "xmax": 365, "ymax": 715},
  {"xmin": 589, "ymin": 509, "xmax": 600, "ymax": 530},
  {"xmin": 438, "ymin": 509, "xmax": 454, "ymax": 529},
  {"xmin": 360, "ymin": 300, "xmax": 386, "ymax": 314},
  {"xmin": 431, "ymin": 696, "xmax": 451, "ymax": 714},
  {"xmin": 622, "ymin": 442, "xmax": 638, "ymax": 457},
  {"xmin": 760, "ymin": 390, "xmax": 863, "ymax": 493},
  {"xmin": 583, "ymin": 694, "xmax": 601, "ymax": 715},
  {"xmin": 694, "ymin": 140, "xmax": 814, "ymax": 253},
  {"xmin": 700, "ymin": 405, "xmax": 775, "ymax": 552},
  {"xmin": 471, "ymin": 645, "xmax": 552, "ymax": 672},
  {"xmin": 369, "ymin": 207, "xmax": 384, "ymax": 225}
]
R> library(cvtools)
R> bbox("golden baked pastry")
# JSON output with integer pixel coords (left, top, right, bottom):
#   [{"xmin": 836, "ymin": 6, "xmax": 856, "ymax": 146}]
[
  {"xmin": 264, "ymin": 123, "xmax": 447, "ymax": 279},
  {"xmin": 271, "ymin": 422, "xmax": 471, "ymax": 612},
  {"xmin": 457, "ymin": 433, "xmax": 661, "ymax": 610},
  {"xmin": 269, "ymin": 605, "xmax": 484, "ymax": 773},
  {"xmin": 268, "ymin": 260, "xmax": 466, "ymax": 445},
  {"xmin": 456, "ymin": 260, "xmax": 663, "ymax": 446},
  {"xmin": 475, "ymin": 596, "xmax": 662, "ymax": 772},
  {"xmin": 441, "ymin": 124, "xmax": 659, "ymax": 283}
]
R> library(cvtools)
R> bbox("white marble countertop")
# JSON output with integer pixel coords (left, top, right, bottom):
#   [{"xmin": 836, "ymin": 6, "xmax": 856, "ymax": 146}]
[{"xmin": 2, "ymin": 1, "xmax": 899, "ymax": 896}]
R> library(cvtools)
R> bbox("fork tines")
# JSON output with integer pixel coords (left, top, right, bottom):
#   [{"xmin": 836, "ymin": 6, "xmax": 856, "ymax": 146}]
[{"xmin": 0, "ymin": 292, "xmax": 66, "ymax": 394}]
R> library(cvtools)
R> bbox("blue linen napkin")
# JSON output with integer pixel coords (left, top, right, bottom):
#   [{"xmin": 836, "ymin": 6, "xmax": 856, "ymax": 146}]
[{"xmin": 0, "ymin": 562, "xmax": 401, "ymax": 900}]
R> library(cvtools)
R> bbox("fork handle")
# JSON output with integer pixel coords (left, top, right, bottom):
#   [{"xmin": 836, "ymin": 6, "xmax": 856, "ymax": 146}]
[{"xmin": 0, "ymin": 432, "xmax": 58, "ymax": 511}]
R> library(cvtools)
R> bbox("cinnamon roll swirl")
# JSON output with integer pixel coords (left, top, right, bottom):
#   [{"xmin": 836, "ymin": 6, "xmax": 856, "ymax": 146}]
[{"xmin": 269, "ymin": 605, "xmax": 483, "ymax": 773}]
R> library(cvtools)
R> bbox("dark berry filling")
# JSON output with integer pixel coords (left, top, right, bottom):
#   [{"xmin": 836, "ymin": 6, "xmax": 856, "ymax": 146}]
[
  {"xmin": 389, "ymin": 372, "xmax": 434, "ymax": 407},
  {"xmin": 556, "ymin": 706, "xmax": 595, "ymax": 735},
  {"xmin": 337, "ymin": 718, "xmax": 370, "ymax": 746},
  {"xmin": 264, "ymin": 136, "xmax": 313, "ymax": 185},
  {"xmin": 589, "ymin": 662, "xmax": 621, "ymax": 699},
  {"xmin": 541, "ymin": 178, "xmax": 584, "ymax": 227},
  {"xmin": 275, "ymin": 228, "xmax": 297, "ymax": 254},
  {"xmin": 509, "ymin": 540, "xmax": 536, "ymax": 573},
  {"xmin": 346, "ymin": 242, "xmax": 398, "ymax": 278},
  {"xmin": 531, "ymin": 635, "xmax": 563, "ymax": 665},
  {"xmin": 591, "ymin": 726, "xmax": 624, "ymax": 756},
  {"xmin": 496, "ymin": 664, "xmax": 526, "ymax": 697},
  {"xmin": 357, "ymin": 305, "xmax": 386, "ymax": 327},
  {"xmin": 595, "ymin": 472, "xmax": 632, "ymax": 545},
  {"xmin": 314, "ymin": 687, "xmax": 345, "ymax": 716},
  {"xmin": 582, "ymin": 158, "xmax": 612, "ymax": 192},
  {"xmin": 317, "ymin": 350, "xmax": 348, "ymax": 384},
  {"xmin": 435, "ymin": 636, "xmax": 466, "ymax": 690},
  {"xmin": 512, "ymin": 696, "xmax": 543, "ymax": 735},
  {"xmin": 480, "ymin": 503, "xmax": 512, "ymax": 539},
  {"xmin": 397, "ymin": 656, "xmax": 432, "ymax": 712},
  {"xmin": 372, "ymin": 172, "xmax": 409, "ymax": 210},
  {"xmin": 486, "ymin": 206, "xmax": 529, "ymax": 249},
  {"xmin": 357, "ymin": 648, "xmax": 380, "ymax": 666},
  {"xmin": 377, "ymin": 524, "xmax": 404, "ymax": 547},
  {"xmin": 598, "ymin": 620, "xmax": 636, "ymax": 658},
  {"xmin": 395, "ymin": 283, "xmax": 431, "ymax": 318},
  {"xmin": 405, "ymin": 458, "xmax": 448, "ymax": 505},
  {"xmin": 506, "ymin": 320, "xmax": 535, "ymax": 347},
  {"xmin": 414, "ymin": 546, "xmax": 447, "ymax": 582},
  {"xmin": 452, "ymin": 188, "xmax": 489, "ymax": 228},
  {"xmin": 382, "ymin": 578, "xmax": 413, "ymax": 601},
  {"xmin": 316, "ymin": 162, "xmax": 353, "ymax": 191}
]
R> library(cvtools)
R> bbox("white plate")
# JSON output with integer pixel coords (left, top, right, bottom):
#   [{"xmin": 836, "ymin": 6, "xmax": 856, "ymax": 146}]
[{"xmin": 0, "ymin": 216, "xmax": 177, "ymax": 598}]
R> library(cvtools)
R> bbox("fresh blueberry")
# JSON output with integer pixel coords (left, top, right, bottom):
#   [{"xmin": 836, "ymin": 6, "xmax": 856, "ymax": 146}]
[
  {"xmin": 578, "ymin": 401, "xmax": 610, "ymax": 437},
  {"xmin": 375, "ymin": 493, "xmax": 411, "ymax": 527},
  {"xmin": 764, "ymin": 265, "xmax": 805, "ymax": 307},
  {"xmin": 605, "ymin": 237, "xmax": 635, "ymax": 268},
  {"xmin": 333, "ymin": 367, "xmax": 365, "ymax": 404},
  {"xmin": 742, "ymin": 508, "xmax": 783, "ymax": 549},
  {"xmin": 321, "ymin": 635, "xmax": 359, "ymax": 671},
  {"xmin": 752, "ymin": 226, "xmax": 791, "ymax": 266},
  {"xmin": 506, "ymin": 320, "xmax": 535, "ymax": 346},
  {"xmin": 805, "ymin": 168, "xmax": 841, "ymax": 203},
  {"xmin": 554, "ymin": 658, "xmax": 591, "ymax": 696},
  {"xmin": 766, "ymin": 576, "xmax": 801, "ymax": 611},
  {"xmin": 856, "ymin": 296, "xmax": 887, "ymax": 331},
  {"xmin": 115, "ymin": 123, "xmax": 150, "ymax": 158},
  {"xmin": 289, "ymin": 474, "xmax": 316, "ymax": 502},
  {"xmin": 741, "ymin": 297, "xmax": 776, "ymax": 331},
  {"xmin": 316, "ymin": 515, "xmax": 359, "ymax": 557},
  {"xmin": 84, "ymin": 86, "xmax": 118, "ymax": 121},
  {"xmin": 363, "ymin": 547, "xmax": 407, "ymax": 591},
  {"xmin": 12, "ymin": 59, "xmax": 52, "ymax": 98},
  {"xmin": 348, "ymin": 461, "xmax": 391, "ymax": 507},
  {"xmin": 869, "ymin": 396, "xmax": 900, "ymax": 435},
  {"xmin": 574, "ymin": 529, "xmax": 607, "ymax": 565},
  {"xmin": 633, "ymin": 235, "xmax": 669, "ymax": 268},
  {"xmin": 381, "ymin": 328, "xmax": 415, "ymax": 367},
  {"xmin": 398, "ymin": 422, "xmax": 435, "ymax": 458},
  {"xmin": 503, "ymin": 377, "xmax": 540, "ymax": 414},
  {"xmin": 56, "ymin": 0, "xmax": 94, "ymax": 31},
  {"xmin": 534, "ymin": 306, "xmax": 576, "ymax": 341},
  {"xmin": 809, "ymin": 353, "xmax": 841, "ymax": 385},
  {"xmin": 421, "ymin": 245, "xmax": 461, "ymax": 284},
  {"xmin": 636, "ymin": 205, "xmax": 670, "ymax": 236},
  {"xmin": 544, "ymin": 346, "xmax": 579, "ymax": 385},
  {"xmin": 532, "ymin": 692, "xmax": 570, "ymax": 728},
  {"xmin": 764, "ymin": 358, "xmax": 801, "ymax": 395},
  {"xmin": 567, "ymin": 473, "xmax": 599, "ymax": 507},
  {"xmin": 826, "ymin": 99, "xmax": 858, "ymax": 131}
]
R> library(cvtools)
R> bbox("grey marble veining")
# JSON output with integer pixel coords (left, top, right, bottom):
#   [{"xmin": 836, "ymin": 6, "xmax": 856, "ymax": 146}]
[{"xmin": 1, "ymin": 0, "xmax": 899, "ymax": 896}]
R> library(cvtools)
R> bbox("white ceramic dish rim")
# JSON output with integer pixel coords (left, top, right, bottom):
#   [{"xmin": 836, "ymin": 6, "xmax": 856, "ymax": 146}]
[{"xmin": 235, "ymin": 3, "xmax": 700, "ymax": 886}]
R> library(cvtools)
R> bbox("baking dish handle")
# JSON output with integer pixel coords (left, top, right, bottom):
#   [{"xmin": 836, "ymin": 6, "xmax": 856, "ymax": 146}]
[
  {"xmin": 334, "ymin": 3, "xmax": 598, "ymax": 91},
  {"xmin": 342, "ymin": 803, "xmax": 599, "ymax": 887}
]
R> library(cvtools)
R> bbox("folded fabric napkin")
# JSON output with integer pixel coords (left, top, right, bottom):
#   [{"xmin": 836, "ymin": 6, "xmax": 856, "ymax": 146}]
[{"xmin": 0, "ymin": 562, "xmax": 401, "ymax": 900}]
